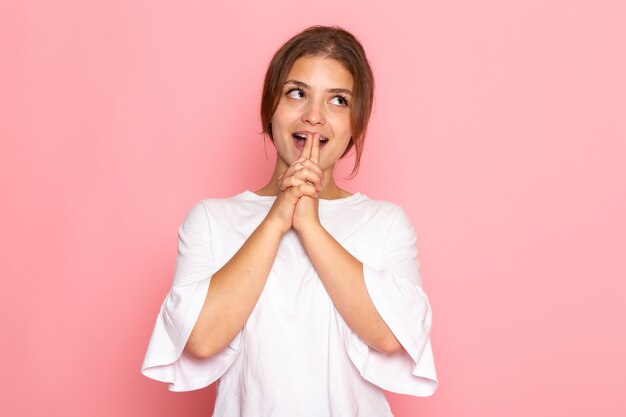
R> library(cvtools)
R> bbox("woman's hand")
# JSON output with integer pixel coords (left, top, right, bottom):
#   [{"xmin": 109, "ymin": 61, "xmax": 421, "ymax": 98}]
[
  {"xmin": 292, "ymin": 133, "xmax": 323, "ymax": 233},
  {"xmin": 264, "ymin": 133, "xmax": 323, "ymax": 234}
]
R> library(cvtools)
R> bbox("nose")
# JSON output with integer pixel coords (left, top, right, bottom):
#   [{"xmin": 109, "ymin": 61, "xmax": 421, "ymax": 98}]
[{"xmin": 302, "ymin": 100, "xmax": 325, "ymax": 126}]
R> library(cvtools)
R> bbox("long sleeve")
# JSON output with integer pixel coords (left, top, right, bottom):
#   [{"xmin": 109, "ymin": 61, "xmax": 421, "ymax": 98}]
[
  {"xmin": 343, "ymin": 206, "xmax": 438, "ymax": 396},
  {"xmin": 141, "ymin": 201, "xmax": 243, "ymax": 391}
]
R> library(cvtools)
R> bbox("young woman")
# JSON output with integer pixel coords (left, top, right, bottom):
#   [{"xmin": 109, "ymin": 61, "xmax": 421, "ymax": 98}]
[{"xmin": 142, "ymin": 26, "xmax": 437, "ymax": 416}]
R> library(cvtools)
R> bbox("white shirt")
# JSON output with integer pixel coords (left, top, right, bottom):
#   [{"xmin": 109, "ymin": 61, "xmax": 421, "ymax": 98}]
[{"xmin": 142, "ymin": 190, "xmax": 437, "ymax": 417}]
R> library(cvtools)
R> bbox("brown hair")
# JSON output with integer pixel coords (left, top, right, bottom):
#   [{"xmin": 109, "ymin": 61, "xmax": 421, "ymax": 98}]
[{"xmin": 261, "ymin": 26, "xmax": 375, "ymax": 177}]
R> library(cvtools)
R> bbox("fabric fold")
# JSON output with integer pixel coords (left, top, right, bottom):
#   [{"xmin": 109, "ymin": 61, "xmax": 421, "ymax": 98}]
[
  {"xmin": 343, "ymin": 207, "xmax": 438, "ymax": 396},
  {"xmin": 141, "ymin": 201, "xmax": 242, "ymax": 391},
  {"xmin": 141, "ymin": 194, "xmax": 438, "ymax": 409}
]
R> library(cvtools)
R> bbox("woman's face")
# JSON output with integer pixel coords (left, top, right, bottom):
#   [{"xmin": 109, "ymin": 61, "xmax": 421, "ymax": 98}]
[{"xmin": 270, "ymin": 56, "xmax": 354, "ymax": 172}]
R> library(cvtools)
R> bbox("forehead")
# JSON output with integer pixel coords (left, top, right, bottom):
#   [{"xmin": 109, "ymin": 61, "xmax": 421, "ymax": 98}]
[{"xmin": 286, "ymin": 56, "xmax": 353, "ymax": 90}]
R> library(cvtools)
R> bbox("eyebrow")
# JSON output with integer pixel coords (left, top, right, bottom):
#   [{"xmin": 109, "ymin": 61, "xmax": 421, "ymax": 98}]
[{"xmin": 284, "ymin": 79, "xmax": 353, "ymax": 96}]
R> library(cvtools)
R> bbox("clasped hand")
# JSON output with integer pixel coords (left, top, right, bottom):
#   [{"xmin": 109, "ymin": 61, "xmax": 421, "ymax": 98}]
[{"xmin": 268, "ymin": 133, "xmax": 324, "ymax": 234}]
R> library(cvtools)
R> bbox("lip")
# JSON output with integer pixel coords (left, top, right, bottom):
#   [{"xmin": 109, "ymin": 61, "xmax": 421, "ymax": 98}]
[
  {"xmin": 292, "ymin": 131, "xmax": 328, "ymax": 151},
  {"xmin": 292, "ymin": 131, "xmax": 329, "ymax": 142}
]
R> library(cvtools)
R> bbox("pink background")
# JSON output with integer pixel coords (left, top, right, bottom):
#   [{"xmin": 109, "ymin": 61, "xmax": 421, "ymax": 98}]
[{"xmin": 2, "ymin": 0, "xmax": 625, "ymax": 416}]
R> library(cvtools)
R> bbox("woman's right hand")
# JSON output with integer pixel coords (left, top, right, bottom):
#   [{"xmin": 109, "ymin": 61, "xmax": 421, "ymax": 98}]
[{"xmin": 264, "ymin": 134, "xmax": 324, "ymax": 234}]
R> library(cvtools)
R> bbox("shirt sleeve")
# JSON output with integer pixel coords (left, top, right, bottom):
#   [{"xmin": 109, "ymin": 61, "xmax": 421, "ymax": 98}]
[
  {"xmin": 343, "ymin": 206, "xmax": 438, "ymax": 396},
  {"xmin": 141, "ymin": 201, "xmax": 243, "ymax": 391}
]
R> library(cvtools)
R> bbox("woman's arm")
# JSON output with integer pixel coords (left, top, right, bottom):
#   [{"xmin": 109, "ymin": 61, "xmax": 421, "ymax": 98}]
[
  {"xmin": 296, "ymin": 220, "xmax": 404, "ymax": 354},
  {"xmin": 185, "ymin": 141, "xmax": 323, "ymax": 359},
  {"xmin": 184, "ymin": 218, "xmax": 283, "ymax": 359},
  {"xmin": 287, "ymin": 136, "xmax": 402, "ymax": 354}
]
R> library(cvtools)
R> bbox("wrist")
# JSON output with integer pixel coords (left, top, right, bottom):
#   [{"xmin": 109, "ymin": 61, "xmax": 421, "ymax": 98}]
[
  {"xmin": 294, "ymin": 220, "xmax": 324, "ymax": 238},
  {"xmin": 260, "ymin": 216, "xmax": 290, "ymax": 237}
]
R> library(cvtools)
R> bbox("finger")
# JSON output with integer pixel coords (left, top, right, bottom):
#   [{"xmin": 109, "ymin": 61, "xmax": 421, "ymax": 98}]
[
  {"xmin": 280, "ymin": 162, "xmax": 306, "ymax": 184},
  {"xmin": 297, "ymin": 183, "xmax": 318, "ymax": 198},
  {"xmin": 310, "ymin": 132, "xmax": 320, "ymax": 165},
  {"xmin": 299, "ymin": 159, "xmax": 324, "ymax": 179},
  {"xmin": 287, "ymin": 182, "xmax": 317, "ymax": 199},
  {"xmin": 300, "ymin": 132, "xmax": 313, "ymax": 160},
  {"xmin": 278, "ymin": 162, "xmax": 298, "ymax": 181},
  {"xmin": 291, "ymin": 168, "xmax": 322, "ymax": 190},
  {"xmin": 280, "ymin": 176, "xmax": 307, "ymax": 191},
  {"xmin": 300, "ymin": 182, "xmax": 318, "ymax": 198},
  {"xmin": 299, "ymin": 159, "xmax": 324, "ymax": 188},
  {"xmin": 292, "ymin": 155, "xmax": 308, "ymax": 166}
]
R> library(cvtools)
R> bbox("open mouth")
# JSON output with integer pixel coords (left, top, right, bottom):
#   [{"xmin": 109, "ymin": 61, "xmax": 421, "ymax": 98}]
[{"xmin": 292, "ymin": 132, "xmax": 329, "ymax": 147}]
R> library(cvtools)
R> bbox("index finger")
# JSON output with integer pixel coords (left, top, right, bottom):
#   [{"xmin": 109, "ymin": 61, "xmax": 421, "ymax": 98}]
[
  {"xmin": 299, "ymin": 132, "xmax": 313, "ymax": 160},
  {"xmin": 310, "ymin": 132, "xmax": 320, "ymax": 165}
]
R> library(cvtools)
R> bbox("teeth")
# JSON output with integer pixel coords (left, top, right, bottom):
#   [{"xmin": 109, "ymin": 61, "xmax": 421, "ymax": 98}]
[{"xmin": 292, "ymin": 133, "xmax": 329, "ymax": 143}]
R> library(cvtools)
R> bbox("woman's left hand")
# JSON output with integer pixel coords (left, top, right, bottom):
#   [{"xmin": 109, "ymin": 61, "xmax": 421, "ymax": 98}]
[{"xmin": 291, "ymin": 133, "xmax": 323, "ymax": 233}]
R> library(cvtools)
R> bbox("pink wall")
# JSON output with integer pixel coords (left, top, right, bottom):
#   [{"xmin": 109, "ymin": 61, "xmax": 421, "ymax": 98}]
[{"xmin": 2, "ymin": 0, "xmax": 625, "ymax": 416}]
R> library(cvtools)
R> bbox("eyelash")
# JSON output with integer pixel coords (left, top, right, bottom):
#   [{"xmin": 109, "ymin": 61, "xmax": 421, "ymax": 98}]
[
  {"xmin": 285, "ymin": 88, "xmax": 350, "ymax": 107},
  {"xmin": 286, "ymin": 88, "xmax": 305, "ymax": 99},
  {"xmin": 332, "ymin": 94, "xmax": 350, "ymax": 106}
]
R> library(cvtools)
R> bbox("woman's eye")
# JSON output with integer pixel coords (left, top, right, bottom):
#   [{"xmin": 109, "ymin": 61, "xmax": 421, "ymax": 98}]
[
  {"xmin": 286, "ymin": 89, "xmax": 305, "ymax": 99},
  {"xmin": 330, "ymin": 95, "xmax": 349, "ymax": 106}
]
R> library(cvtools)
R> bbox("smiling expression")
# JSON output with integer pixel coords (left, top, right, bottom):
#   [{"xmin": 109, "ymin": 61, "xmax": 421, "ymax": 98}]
[{"xmin": 270, "ymin": 56, "xmax": 354, "ymax": 173}]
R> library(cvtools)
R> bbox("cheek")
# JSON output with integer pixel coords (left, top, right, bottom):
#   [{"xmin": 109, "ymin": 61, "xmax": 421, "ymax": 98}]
[
  {"xmin": 337, "ymin": 118, "xmax": 352, "ymax": 141},
  {"xmin": 271, "ymin": 106, "xmax": 297, "ymax": 133},
  {"xmin": 327, "ymin": 111, "xmax": 351, "ymax": 134},
  {"xmin": 339, "ymin": 111, "xmax": 352, "ymax": 134}
]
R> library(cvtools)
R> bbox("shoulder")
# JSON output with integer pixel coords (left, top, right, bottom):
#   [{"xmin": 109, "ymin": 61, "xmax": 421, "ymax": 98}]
[
  {"xmin": 357, "ymin": 194, "xmax": 405, "ymax": 220},
  {"xmin": 356, "ymin": 195, "xmax": 416, "ymax": 235},
  {"xmin": 181, "ymin": 194, "xmax": 245, "ymax": 228}
]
